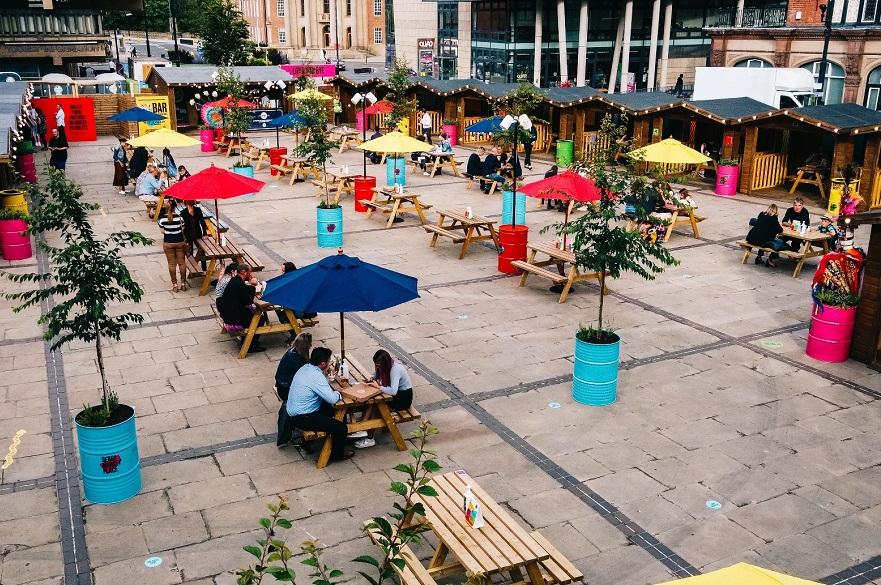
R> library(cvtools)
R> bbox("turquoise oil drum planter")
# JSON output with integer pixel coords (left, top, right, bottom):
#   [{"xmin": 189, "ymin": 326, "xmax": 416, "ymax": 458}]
[
  {"xmin": 501, "ymin": 190, "xmax": 526, "ymax": 225},
  {"xmin": 572, "ymin": 333, "xmax": 620, "ymax": 406},
  {"xmin": 386, "ymin": 156, "xmax": 406, "ymax": 187},
  {"xmin": 316, "ymin": 205, "xmax": 344, "ymax": 248},
  {"xmin": 75, "ymin": 404, "xmax": 142, "ymax": 504},
  {"xmin": 232, "ymin": 165, "xmax": 256, "ymax": 198}
]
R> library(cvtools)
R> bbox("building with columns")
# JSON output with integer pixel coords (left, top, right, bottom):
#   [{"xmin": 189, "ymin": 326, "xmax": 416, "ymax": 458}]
[
  {"xmin": 707, "ymin": 1, "xmax": 881, "ymax": 110},
  {"xmin": 390, "ymin": 0, "xmax": 746, "ymax": 89},
  {"xmin": 235, "ymin": 0, "xmax": 385, "ymax": 61}
]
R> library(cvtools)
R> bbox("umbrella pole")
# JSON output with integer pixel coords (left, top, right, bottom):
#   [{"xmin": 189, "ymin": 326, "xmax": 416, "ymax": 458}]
[
  {"xmin": 339, "ymin": 312, "xmax": 345, "ymax": 364},
  {"xmin": 215, "ymin": 200, "xmax": 221, "ymax": 245},
  {"xmin": 276, "ymin": 127, "xmax": 280, "ymax": 149}
]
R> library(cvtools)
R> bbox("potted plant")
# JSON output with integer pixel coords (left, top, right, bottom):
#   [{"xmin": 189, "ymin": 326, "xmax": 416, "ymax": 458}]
[
  {"xmin": 546, "ymin": 114, "xmax": 678, "ymax": 405},
  {"xmin": 0, "ymin": 207, "xmax": 32, "ymax": 261},
  {"xmin": 806, "ymin": 250, "xmax": 864, "ymax": 363},
  {"xmin": 296, "ymin": 92, "xmax": 343, "ymax": 248},
  {"xmin": 1, "ymin": 169, "xmax": 152, "ymax": 503},
  {"xmin": 216, "ymin": 65, "xmax": 252, "ymax": 166},
  {"xmin": 383, "ymin": 59, "xmax": 416, "ymax": 186},
  {"xmin": 715, "ymin": 157, "xmax": 739, "ymax": 197},
  {"xmin": 500, "ymin": 179, "xmax": 526, "ymax": 226},
  {"xmin": 442, "ymin": 117, "xmax": 458, "ymax": 146}
]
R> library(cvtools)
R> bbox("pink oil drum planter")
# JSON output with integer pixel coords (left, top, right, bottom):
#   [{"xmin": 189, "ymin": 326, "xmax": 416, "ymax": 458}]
[
  {"xmin": 0, "ymin": 218, "xmax": 32, "ymax": 261},
  {"xmin": 715, "ymin": 165, "xmax": 739, "ymax": 196},
  {"xmin": 442, "ymin": 124, "xmax": 458, "ymax": 146},
  {"xmin": 805, "ymin": 304, "xmax": 857, "ymax": 363},
  {"xmin": 200, "ymin": 129, "xmax": 215, "ymax": 152}
]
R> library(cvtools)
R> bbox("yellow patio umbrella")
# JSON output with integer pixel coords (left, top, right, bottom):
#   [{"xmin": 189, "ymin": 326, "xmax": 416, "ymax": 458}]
[
  {"xmin": 628, "ymin": 137, "xmax": 711, "ymax": 165},
  {"xmin": 290, "ymin": 88, "xmax": 333, "ymax": 101},
  {"xmin": 359, "ymin": 131, "xmax": 430, "ymax": 154},
  {"xmin": 653, "ymin": 563, "xmax": 822, "ymax": 585},
  {"xmin": 127, "ymin": 128, "xmax": 202, "ymax": 148}
]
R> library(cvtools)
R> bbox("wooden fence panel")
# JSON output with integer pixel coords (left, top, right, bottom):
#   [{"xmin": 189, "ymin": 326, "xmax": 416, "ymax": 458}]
[{"xmin": 751, "ymin": 152, "xmax": 788, "ymax": 191}]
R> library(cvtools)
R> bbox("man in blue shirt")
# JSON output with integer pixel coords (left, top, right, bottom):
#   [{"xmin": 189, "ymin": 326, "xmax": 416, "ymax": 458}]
[
  {"xmin": 286, "ymin": 347, "xmax": 354, "ymax": 462},
  {"xmin": 137, "ymin": 166, "xmax": 163, "ymax": 202}
]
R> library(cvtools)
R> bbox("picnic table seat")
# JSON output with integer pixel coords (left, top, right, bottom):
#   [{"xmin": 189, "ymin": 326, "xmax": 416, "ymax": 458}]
[
  {"xmin": 210, "ymin": 303, "xmax": 317, "ymax": 337},
  {"xmin": 423, "ymin": 225, "xmax": 467, "ymax": 243},
  {"xmin": 301, "ymin": 404, "xmax": 421, "ymax": 442},
  {"xmin": 466, "ymin": 175, "xmax": 500, "ymax": 195},
  {"xmin": 736, "ymin": 240, "xmax": 803, "ymax": 263},
  {"xmin": 185, "ymin": 256, "xmax": 206, "ymax": 278},
  {"xmin": 509, "ymin": 261, "xmax": 569, "ymax": 285}
]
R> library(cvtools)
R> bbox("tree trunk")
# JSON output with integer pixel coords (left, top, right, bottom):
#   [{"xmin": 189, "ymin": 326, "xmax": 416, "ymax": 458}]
[
  {"xmin": 94, "ymin": 325, "xmax": 109, "ymax": 412},
  {"xmin": 597, "ymin": 263, "xmax": 605, "ymax": 334}
]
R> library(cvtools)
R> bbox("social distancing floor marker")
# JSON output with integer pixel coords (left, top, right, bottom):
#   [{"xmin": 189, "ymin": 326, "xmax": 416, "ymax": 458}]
[
  {"xmin": 1, "ymin": 429, "xmax": 27, "ymax": 482},
  {"xmin": 761, "ymin": 340, "xmax": 784, "ymax": 349}
]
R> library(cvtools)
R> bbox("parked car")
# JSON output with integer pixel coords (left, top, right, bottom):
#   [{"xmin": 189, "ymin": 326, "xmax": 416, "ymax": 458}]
[{"xmin": 326, "ymin": 58, "xmax": 346, "ymax": 71}]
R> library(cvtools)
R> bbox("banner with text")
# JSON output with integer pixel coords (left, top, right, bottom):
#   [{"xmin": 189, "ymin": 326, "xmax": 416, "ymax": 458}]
[
  {"xmin": 135, "ymin": 95, "xmax": 172, "ymax": 135},
  {"xmin": 33, "ymin": 97, "xmax": 97, "ymax": 142}
]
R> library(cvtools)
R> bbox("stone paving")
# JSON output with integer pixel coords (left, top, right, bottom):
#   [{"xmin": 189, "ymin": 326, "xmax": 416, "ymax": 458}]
[{"xmin": 2, "ymin": 131, "xmax": 881, "ymax": 585}]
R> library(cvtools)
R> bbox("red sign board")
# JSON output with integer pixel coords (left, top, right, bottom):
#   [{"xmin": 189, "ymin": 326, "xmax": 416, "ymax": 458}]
[
  {"xmin": 33, "ymin": 97, "xmax": 97, "ymax": 142},
  {"xmin": 281, "ymin": 64, "xmax": 337, "ymax": 78}
]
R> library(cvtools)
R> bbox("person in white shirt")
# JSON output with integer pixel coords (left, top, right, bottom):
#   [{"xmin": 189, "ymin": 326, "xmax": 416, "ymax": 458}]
[
  {"xmin": 55, "ymin": 104, "xmax": 66, "ymax": 137},
  {"xmin": 419, "ymin": 109, "xmax": 432, "ymax": 143}
]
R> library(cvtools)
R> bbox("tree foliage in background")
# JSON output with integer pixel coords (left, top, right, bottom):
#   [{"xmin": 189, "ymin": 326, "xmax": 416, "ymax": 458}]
[
  {"xmin": 0, "ymin": 170, "xmax": 152, "ymax": 425},
  {"xmin": 384, "ymin": 59, "xmax": 415, "ymax": 131},
  {"xmin": 198, "ymin": 0, "xmax": 250, "ymax": 65},
  {"xmin": 215, "ymin": 66, "xmax": 252, "ymax": 166},
  {"xmin": 102, "ymin": 0, "xmax": 204, "ymax": 35},
  {"xmin": 491, "ymin": 83, "xmax": 547, "ymax": 148}
]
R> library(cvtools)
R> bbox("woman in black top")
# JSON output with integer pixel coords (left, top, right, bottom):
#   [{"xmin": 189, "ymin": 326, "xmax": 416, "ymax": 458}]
[
  {"xmin": 180, "ymin": 201, "xmax": 208, "ymax": 268},
  {"xmin": 746, "ymin": 203, "xmax": 786, "ymax": 267},
  {"xmin": 129, "ymin": 146, "xmax": 148, "ymax": 179},
  {"xmin": 274, "ymin": 332, "xmax": 312, "ymax": 446},
  {"xmin": 157, "ymin": 201, "xmax": 188, "ymax": 291}
]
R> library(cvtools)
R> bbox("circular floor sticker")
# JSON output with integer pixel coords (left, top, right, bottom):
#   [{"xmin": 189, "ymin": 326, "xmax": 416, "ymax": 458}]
[
  {"xmin": 706, "ymin": 500, "xmax": 722, "ymax": 509},
  {"xmin": 548, "ymin": 403, "xmax": 561, "ymax": 409},
  {"xmin": 145, "ymin": 557, "xmax": 163, "ymax": 568},
  {"xmin": 457, "ymin": 315, "xmax": 468, "ymax": 319},
  {"xmin": 761, "ymin": 341, "xmax": 783, "ymax": 349}
]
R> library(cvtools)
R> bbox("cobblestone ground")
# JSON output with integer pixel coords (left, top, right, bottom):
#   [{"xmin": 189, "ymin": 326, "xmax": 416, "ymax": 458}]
[{"xmin": 2, "ymin": 133, "xmax": 881, "ymax": 585}]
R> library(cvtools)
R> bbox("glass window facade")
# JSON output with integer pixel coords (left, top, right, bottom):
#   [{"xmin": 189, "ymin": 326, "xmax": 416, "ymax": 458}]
[{"xmin": 438, "ymin": 1, "xmax": 458, "ymax": 80}]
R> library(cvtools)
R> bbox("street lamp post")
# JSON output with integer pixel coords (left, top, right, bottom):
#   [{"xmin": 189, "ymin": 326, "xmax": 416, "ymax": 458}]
[
  {"xmin": 499, "ymin": 113, "xmax": 532, "ymax": 224},
  {"xmin": 114, "ymin": 29, "xmax": 121, "ymax": 71},
  {"xmin": 352, "ymin": 91, "xmax": 377, "ymax": 175},
  {"xmin": 169, "ymin": 0, "xmax": 180, "ymax": 66},
  {"xmin": 142, "ymin": 0, "xmax": 152, "ymax": 57},
  {"xmin": 817, "ymin": 0, "xmax": 834, "ymax": 104}
]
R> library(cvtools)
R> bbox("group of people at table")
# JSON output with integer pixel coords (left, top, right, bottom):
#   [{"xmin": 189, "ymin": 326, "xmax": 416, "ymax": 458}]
[
  {"xmin": 463, "ymin": 145, "xmax": 524, "ymax": 192},
  {"xmin": 747, "ymin": 197, "xmax": 839, "ymax": 267},
  {"xmin": 273, "ymin": 335, "xmax": 414, "ymax": 462}
]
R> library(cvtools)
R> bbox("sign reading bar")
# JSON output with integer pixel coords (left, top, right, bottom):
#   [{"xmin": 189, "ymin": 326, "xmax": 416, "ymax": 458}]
[{"xmin": 135, "ymin": 95, "xmax": 172, "ymax": 135}]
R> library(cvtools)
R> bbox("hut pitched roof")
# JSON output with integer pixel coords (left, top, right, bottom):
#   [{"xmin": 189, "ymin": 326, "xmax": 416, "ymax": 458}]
[
  {"xmin": 148, "ymin": 65, "xmax": 295, "ymax": 86},
  {"xmin": 686, "ymin": 97, "xmax": 777, "ymax": 121}
]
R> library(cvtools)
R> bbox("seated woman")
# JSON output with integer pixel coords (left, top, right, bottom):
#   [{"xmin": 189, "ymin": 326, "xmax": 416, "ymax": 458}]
[
  {"xmin": 747, "ymin": 203, "xmax": 786, "ymax": 268},
  {"xmin": 275, "ymin": 332, "xmax": 312, "ymax": 446},
  {"xmin": 465, "ymin": 146, "xmax": 486, "ymax": 179},
  {"xmin": 422, "ymin": 132, "xmax": 454, "ymax": 174},
  {"xmin": 351, "ymin": 349, "xmax": 413, "ymax": 449}
]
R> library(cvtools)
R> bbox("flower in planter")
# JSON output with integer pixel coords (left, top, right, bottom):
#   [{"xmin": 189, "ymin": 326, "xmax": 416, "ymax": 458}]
[
  {"xmin": 327, "ymin": 223, "xmax": 336, "ymax": 232},
  {"xmin": 395, "ymin": 168, "xmax": 400, "ymax": 176}
]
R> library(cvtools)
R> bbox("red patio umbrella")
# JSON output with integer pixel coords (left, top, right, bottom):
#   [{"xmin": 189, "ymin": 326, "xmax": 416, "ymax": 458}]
[
  {"xmin": 162, "ymin": 163, "xmax": 266, "ymax": 242},
  {"xmin": 364, "ymin": 100, "xmax": 393, "ymax": 115},
  {"xmin": 518, "ymin": 171, "xmax": 603, "ymax": 248},
  {"xmin": 208, "ymin": 96, "xmax": 258, "ymax": 110}
]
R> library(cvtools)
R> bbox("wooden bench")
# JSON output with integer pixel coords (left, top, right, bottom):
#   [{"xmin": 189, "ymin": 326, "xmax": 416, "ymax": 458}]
[
  {"xmin": 240, "ymin": 145, "xmax": 268, "ymax": 170},
  {"xmin": 302, "ymin": 405, "xmax": 421, "ymax": 442},
  {"xmin": 736, "ymin": 240, "xmax": 802, "ymax": 265},
  {"xmin": 423, "ymin": 224, "xmax": 467, "ymax": 243},
  {"xmin": 466, "ymin": 175, "xmax": 499, "ymax": 195},
  {"xmin": 239, "ymin": 250, "xmax": 265, "ymax": 272},
  {"xmin": 509, "ymin": 261, "xmax": 569, "ymax": 285},
  {"xmin": 529, "ymin": 532, "xmax": 583, "ymax": 585},
  {"xmin": 270, "ymin": 164, "xmax": 294, "ymax": 179},
  {"xmin": 210, "ymin": 303, "xmax": 317, "ymax": 337},
  {"xmin": 365, "ymin": 524, "xmax": 439, "ymax": 585},
  {"xmin": 184, "ymin": 256, "xmax": 206, "ymax": 278}
]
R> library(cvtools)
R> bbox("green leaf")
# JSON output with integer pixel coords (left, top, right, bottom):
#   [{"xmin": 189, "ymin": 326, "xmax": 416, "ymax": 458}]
[
  {"xmin": 358, "ymin": 571, "xmax": 380, "ymax": 585},
  {"xmin": 276, "ymin": 518, "xmax": 293, "ymax": 529},
  {"xmin": 243, "ymin": 545, "xmax": 262, "ymax": 559},
  {"xmin": 352, "ymin": 555, "xmax": 380, "ymax": 567},
  {"xmin": 329, "ymin": 569, "xmax": 344, "ymax": 578},
  {"xmin": 389, "ymin": 482, "xmax": 408, "ymax": 496},
  {"xmin": 392, "ymin": 463, "xmax": 413, "ymax": 474},
  {"xmin": 421, "ymin": 460, "xmax": 442, "ymax": 472},
  {"xmin": 259, "ymin": 517, "xmax": 271, "ymax": 529},
  {"xmin": 391, "ymin": 558, "xmax": 405, "ymax": 570},
  {"xmin": 416, "ymin": 485, "xmax": 438, "ymax": 497},
  {"xmin": 301, "ymin": 557, "xmax": 318, "ymax": 567}
]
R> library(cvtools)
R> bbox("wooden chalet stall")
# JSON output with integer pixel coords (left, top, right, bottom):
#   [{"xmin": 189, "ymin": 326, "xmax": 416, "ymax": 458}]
[
  {"xmin": 0, "ymin": 82, "xmax": 30, "ymax": 190},
  {"xmin": 330, "ymin": 72, "xmax": 386, "ymax": 126},
  {"xmin": 732, "ymin": 104, "xmax": 881, "ymax": 202},
  {"xmin": 844, "ymin": 209, "xmax": 881, "ymax": 366},
  {"xmin": 144, "ymin": 66, "xmax": 296, "ymax": 130}
]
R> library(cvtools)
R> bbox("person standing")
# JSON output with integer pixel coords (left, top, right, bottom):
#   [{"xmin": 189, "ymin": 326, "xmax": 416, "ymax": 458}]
[
  {"xmin": 26, "ymin": 106, "xmax": 43, "ymax": 149},
  {"xmin": 128, "ymin": 146, "xmax": 148, "ymax": 180},
  {"xmin": 55, "ymin": 103, "xmax": 66, "ymax": 137},
  {"xmin": 47, "ymin": 128, "xmax": 68, "ymax": 172},
  {"xmin": 420, "ymin": 109, "xmax": 432, "ymax": 143},
  {"xmin": 37, "ymin": 109, "xmax": 48, "ymax": 150},
  {"xmin": 112, "ymin": 137, "xmax": 129, "ymax": 194},
  {"xmin": 157, "ymin": 201, "xmax": 188, "ymax": 292},
  {"xmin": 333, "ymin": 97, "xmax": 342, "ymax": 125},
  {"xmin": 275, "ymin": 332, "xmax": 312, "ymax": 446},
  {"xmin": 287, "ymin": 347, "xmax": 354, "ymax": 462},
  {"xmin": 674, "ymin": 74, "xmax": 684, "ymax": 96},
  {"xmin": 523, "ymin": 125, "xmax": 537, "ymax": 170},
  {"xmin": 180, "ymin": 200, "xmax": 208, "ymax": 268}
]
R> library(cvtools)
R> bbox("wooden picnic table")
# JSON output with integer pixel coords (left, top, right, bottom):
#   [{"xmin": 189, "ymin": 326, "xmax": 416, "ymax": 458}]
[
  {"xmin": 737, "ymin": 228, "xmax": 831, "ymax": 278},
  {"xmin": 425, "ymin": 208, "xmax": 500, "ymax": 259},
  {"xmin": 625, "ymin": 205, "xmax": 705, "ymax": 243},
  {"xmin": 511, "ymin": 241, "xmax": 609, "ymax": 303},
  {"xmin": 362, "ymin": 187, "xmax": 431, "ymax": 228},
  {"xmin": 192, "ymin": 235, "xmax": 263, "ymax": 296},
  {"xmin": 383, "ymin": 470, "xmax": 582, "ymax": 585},
  {"xmin": 314, "ymin": 167, "xmax": 356, "ymax": 205},
  {"xmin": 335, "ymin": 128, "xmax": 362, "ymax": 153},
  {"xmin": 234, "ymin": 299, "xmax": 302, "ymax": 359},
  {"xmin": 422, "ymin": 150, "xmax": 462, "ymax": 178},
  {"xmin": 217, "ymin": 135, "xmax": 248, "ymax": 158},
  {"xmin": 242, "ymin": 143, "xmax": 271, "ymax": 171},
  {"xmin": 273, "ymin": 155, "xmax": 317, "ymax": 185},
  {"xmin": 787, "ymin": 165, "xmax": 827, "ymax": 199}
]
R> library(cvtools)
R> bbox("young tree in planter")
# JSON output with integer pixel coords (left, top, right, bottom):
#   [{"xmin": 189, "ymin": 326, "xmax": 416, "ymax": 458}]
[
  {"xmin": 296, "ymin": 93, "xmax": 342, "ymax": 208},
  {"xmin": 0, "ymin": 169, "xmax": 152, "ymax": 425},
  {"xmin": 216, "ymin": 65, "xmax": 252, "ymax": 168},
  {"xmin": 546, "ymin": 113, "xmax": 679, "ymax": 342},
  {"xmin": 384, "ymin": 59, "xmax": 415, "ymax": 132},
  {"xmin": 490, "ymin": 82, "xmax": 547, "ymax": 151}
]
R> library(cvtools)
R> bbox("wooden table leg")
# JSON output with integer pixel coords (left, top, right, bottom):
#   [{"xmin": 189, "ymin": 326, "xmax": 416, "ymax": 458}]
[
  {"xmin": 283, "ymin": 309, "xmax": 302, "ymax": 336},
  {"xmin": 429, "ymin": 216, "xmax": 444, "ymax": 248},
  {"xmin": 559, "ymin": 268, "xmax": 577, "ymax": 303},
  {"xmin": 387, "ymin": 199, "xmax": 402, "ymax": 228},
  {"xmin": 316, "ymin": 406, "xmax": 349, "ymax": 469},
  {"xmin": 789, "ymin": 170, "xmax": 804, "ymax": 194},
  {"xmin": 238, "ymin": 312, "xmax": 261, "ymax": 359},
  {"xmin": 459, "ymin": 226, "xmax": 476, "ymax": 259},
  {"xmin": 792, "ymin": 251, "xmax": 808, "ymax": 278},
  {"xmin": 518, "ymin": 248, "xmax": 539, "ymax": 287},
  {"xmin": 525, "ymin": 561, "xmax": 546, "ymax": 585},
  {"xmin": 376, "ymin": 401, "xmax": 407, "ymax": 451},
  {"xmin": 488, "ymin": 225, "xmax": 501, "ymax": 250},
  {"xmin": 663, "ymin": 211, "xmax": 678, "ymax": 243},
  {"xmin": 413, "ymin": 198, "xmax": 427, "ymax": 225},
  {"xmin": 199, "ymin": 258, "xmax": 218, "ymax": 296},
  {"xmin": 428, "ymin": 542, "xmax": 449, "ymax": 568},
  {"xmin": 688, "ymin": 210, "xmax": 700, "ymax": 238}
]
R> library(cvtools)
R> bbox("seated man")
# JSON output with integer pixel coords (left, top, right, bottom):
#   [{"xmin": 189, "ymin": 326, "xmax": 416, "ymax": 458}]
[
  {"xmin": 216, "ymin": 263, "xmax": 267, "ymax": 353},
  {"xmin": 482, "ymin": 146, "xmax": 504, "ymax": 193},
  {"xmin": 465, "ymin": 146, "xmax": 486, "ymax": 179},
  {"xmin": 780, "ymin": 197, "xmax": 810, "ymax": 252},
  {"xmin": 287, "ymin": 347, "xmax": 354, "ymax": 462},
  {"xmin": 136, "ymin": 166, "xmax": 163, "ymax": 203},
  {"xmin": 368, "ymin": 127, "xmax": 383, "ymax": 164}
]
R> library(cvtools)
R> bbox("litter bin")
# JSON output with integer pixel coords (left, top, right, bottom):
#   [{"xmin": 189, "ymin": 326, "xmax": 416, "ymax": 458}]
[
  {"xmin": 354, "ymin": 175, "xmax": 376, "ymax": 212},
  {"xmin": 269, "ymin": 147, "xmax": 288, "ymax": 177},
  {"xmin": 556, "ymin": 140, "xmax": 574, "ymax": 167}
]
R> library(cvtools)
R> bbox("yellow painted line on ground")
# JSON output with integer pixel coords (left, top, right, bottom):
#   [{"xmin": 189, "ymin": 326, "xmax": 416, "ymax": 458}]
[{"xmin": 2, "ymin": 429, "xmax": 27, "ymax": 470}]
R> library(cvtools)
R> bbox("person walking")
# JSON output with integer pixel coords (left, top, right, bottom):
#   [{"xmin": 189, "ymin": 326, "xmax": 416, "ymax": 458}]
[
  {"xmin": 287, "ymin": 347, "xmax": 354, "ymax": 462},
  {"xmin": 674, "ymin": 74, "xmax": 684, "ymax": 96},
  {"xmin": 47, "ymin": 128, "xmax": 68, "ymax": 172},
  {"xmin": 37, "ymin": 109, "xmax": 48, "ymax": 150},
  {"xmin": 112, "ymin": 137, "xmax": 129, "ymax": 194},
  {"xmin": 158, "ymin": 201, "xmax": 188, "ymax": 292},
  {"xmin": 275, "ymin": 332, "xmax": 312, "ymax": 446}
]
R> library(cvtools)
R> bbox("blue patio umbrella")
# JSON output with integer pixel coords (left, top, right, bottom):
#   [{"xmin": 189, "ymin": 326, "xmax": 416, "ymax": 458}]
[
  {"xmin": 261, "ymin": 251, "xmax": 419, "ymax": 361},
  {"xmin": 266, "ymin": 109, "xmax": 307, "ymax": 148},
  {"xmin": 465, "ymin": 116, "xmax": 504, "ymax": 134},
  {"xmin": 108, "ymin": 106, "xmax": 167, "ymax": 122}
]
